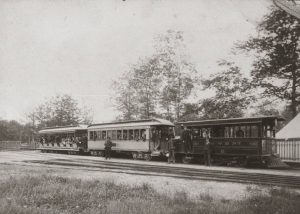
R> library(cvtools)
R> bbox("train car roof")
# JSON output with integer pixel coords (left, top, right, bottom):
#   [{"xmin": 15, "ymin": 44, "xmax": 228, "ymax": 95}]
[
  {"xmin": 38, "ymin": 124, "xmax": 88, "ymax": 134},
  {"xmin": 88, "ymin": 118, "xmax": 174, "ymax": 129},
  {"xmin": 177, "ymin": 116, "xmax": 284, "ymax": 127}
]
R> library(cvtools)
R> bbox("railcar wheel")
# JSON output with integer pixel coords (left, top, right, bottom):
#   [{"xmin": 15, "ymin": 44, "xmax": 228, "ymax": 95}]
[
  {"xmin": 182, "ymin": 156, "xmax": 192, "ymax": 164},
  {"xmin": 97, "ymin": 151, "xmax": 104, "ymax": 157},
  {"xmin": 144, "ymin": 154, "xmax": 152, "ymax": 161},
  {"xmin": 132, "ymin": 152, "xmax": 138, "ymax": 160}
]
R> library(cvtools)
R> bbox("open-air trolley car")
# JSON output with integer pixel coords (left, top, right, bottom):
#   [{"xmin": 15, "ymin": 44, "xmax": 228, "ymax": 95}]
[{"xmin": 38, "ymin": 125, "xmax": 88, "ymax": 154}]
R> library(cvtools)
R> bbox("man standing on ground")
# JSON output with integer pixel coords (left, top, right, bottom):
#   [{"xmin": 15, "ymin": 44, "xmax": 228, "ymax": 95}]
[
  {"xmin": 167, "ymin": 128, "xmax": 175, "ymax": 164},
  {"xmin": 203, "ymin": 129, "xmax": 212, "ymax": 166},
  {"xmin": 104, "ymin": 137, "xmax": 113, "ymax": 160},
  {"xmin": 181, "ymin": 125, "xmax": 192, "ymax": 154}
]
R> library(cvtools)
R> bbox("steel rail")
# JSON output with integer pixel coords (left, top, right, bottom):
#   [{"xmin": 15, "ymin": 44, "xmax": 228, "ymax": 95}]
[{"xmin": 24, "ymin": 158, "xmax": 300, "ymax": 189}]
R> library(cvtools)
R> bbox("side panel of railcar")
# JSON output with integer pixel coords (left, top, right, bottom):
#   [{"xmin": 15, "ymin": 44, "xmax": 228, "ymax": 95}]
[
  {"xmin": 88, "ymin": 127, "xmax": 150, "ymax": 153},
  {"xmin": 88, "ymin": 139, "xmax": 149, "ymax": 152}
]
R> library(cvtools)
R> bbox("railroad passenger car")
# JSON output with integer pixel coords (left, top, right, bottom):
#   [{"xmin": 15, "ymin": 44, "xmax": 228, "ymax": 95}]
[
  {"xmin": 176, "ymin": 116, "xmax": 287, "ymax": 167},
  {"xmin": 87, "ymin": 118, "xmax": 174, "ymax": 160},
  {"xmin": 38, "ymin": 125, "xmax": 88, "ymax": 154}
]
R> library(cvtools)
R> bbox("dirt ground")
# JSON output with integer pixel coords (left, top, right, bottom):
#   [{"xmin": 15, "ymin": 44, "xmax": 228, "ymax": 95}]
[{"xmin": 1, "ymin": 150, "xmax": 298, "ymax": 200}]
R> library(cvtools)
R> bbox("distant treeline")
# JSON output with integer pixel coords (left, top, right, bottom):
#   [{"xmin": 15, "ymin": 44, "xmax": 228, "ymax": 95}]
[
  {"xmin": 0, "ymin": 120, "xmax": 32, "ymax": 142},
  {"xmin": 1, "ymin": 94, "xmax": 93, "ymax": 142}
]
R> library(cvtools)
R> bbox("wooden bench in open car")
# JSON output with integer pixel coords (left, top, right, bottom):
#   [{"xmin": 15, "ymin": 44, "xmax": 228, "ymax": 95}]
[{"xmin": 176, "ymin": 116, "xmax": 289, "ymax": 168}]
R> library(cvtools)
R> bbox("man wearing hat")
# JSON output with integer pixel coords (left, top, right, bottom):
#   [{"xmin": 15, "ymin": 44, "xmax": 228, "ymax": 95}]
[
  {"xmin": 181, "ymin": 125, "xmax": 192, "ymax": 154},
  {"xmin": 203, "ymin": 129, "xmax": 212, "ymax": 166},
  {"xmin": 104, "ymin": 137, "xmax": 113, "ymax": 160},
  {"xmin": 167, "ymin": 127, "xmax": 175, "ymax": 164}
]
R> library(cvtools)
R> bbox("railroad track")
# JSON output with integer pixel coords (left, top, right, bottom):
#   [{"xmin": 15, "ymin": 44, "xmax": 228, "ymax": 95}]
[{"xmin": 24, "ymin": 157, "xmax": 300, "ymax": 189}]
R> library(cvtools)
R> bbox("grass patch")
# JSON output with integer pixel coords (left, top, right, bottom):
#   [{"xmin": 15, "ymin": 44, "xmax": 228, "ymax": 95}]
[{"xmin": 0, "ymin": 174, "xmax": 299, "ymax": 214}]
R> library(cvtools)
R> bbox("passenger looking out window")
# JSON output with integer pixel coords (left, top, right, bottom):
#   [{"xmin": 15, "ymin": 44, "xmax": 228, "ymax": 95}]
[
  {"xmin": 97, "ymin": 131, "xmax": 102, "ymax": 140},
  {"xmin": 107, "ymin": 130, "xmax": 112, "ymax": 140},
  {"xmin": 192, "ymin": 128, "xmax": 201, "ymax": 140},
  {"xmin": 129, "ymin": 130, "xmax": 134, "ymax": 140},
  {"xmin": 112, "ymin": 130, "xmax": 117, "ymax": 140},
  {"xmin": 89, "ymin": 131, "xmax": 94, "ymax": 140},
  {"xmin": 151, "ymin": 129, "xmax": 156, "ymax": 141},
  {"xmin": 117, "ymin": 130, "xmax": 122, "ymax": 140},
  {"xmin": 123, "ymin": 130, "xmax": 128, "ymax": 140},
  {"xmin": 93, "ymin": 132, "xmax": 97, "ymax": 141},
  {"xmin": 102, "ymin": 131, "xmax": 106, "ymax": 140},
  {"xmin": 75, "ymin": 137, "xmax": 80, "ymax": 146},
  {"xmin": 141, "ymin": 129, "xmax": 146, "ymax": 141},
  {"xmin": 134, "ymin": 130, "xmax": 140, "ymax": 141},
  {"xmin": 236, "ymin": 129, "xmax": 244, "ymax": 138}
]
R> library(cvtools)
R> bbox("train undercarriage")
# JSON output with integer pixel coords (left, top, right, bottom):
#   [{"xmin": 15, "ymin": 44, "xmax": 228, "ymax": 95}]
[{"xmin": 174, "ymin": 153, "xmax": 289, "ymax": 168}]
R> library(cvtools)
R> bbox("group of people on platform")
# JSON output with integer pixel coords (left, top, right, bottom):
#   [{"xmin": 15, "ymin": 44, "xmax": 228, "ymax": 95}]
[{"xmin": 166, "ymin": 125, "xmax": 212, "ymax": 166}]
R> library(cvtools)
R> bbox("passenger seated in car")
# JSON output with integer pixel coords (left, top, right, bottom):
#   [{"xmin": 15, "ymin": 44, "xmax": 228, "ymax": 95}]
[
  {"xmin": 236, "ymin": 129, "xmax": 244, "ymax": 138},
  {"xmin": 141, "ymin": 130, "xmax": 146, "ymax": 141},
  {"xmin": 117, "ymin": 132, "xmax": 122, "ymax": 140},
  {"xmin": 135, "ymin": 133, "xmax": 140, "ymax": 141},
  {"xmin": 74, "ymin": 137, "xmax": 80, "ymax": 146}
]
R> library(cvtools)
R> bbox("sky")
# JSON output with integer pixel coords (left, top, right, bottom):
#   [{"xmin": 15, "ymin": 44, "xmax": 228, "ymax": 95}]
[{"xmin": 0, "ymin": 0, "xmax": 272, "ymax": 123}]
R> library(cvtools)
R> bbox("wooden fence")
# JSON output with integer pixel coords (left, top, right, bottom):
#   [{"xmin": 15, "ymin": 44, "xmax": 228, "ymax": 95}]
[
  {"xmin": 276, "ymin": 139, "xmax": 300, "ymax": 162},
  {"xmin": 0, "ymin": 141, "xmax": 37, "ymax": 150}
]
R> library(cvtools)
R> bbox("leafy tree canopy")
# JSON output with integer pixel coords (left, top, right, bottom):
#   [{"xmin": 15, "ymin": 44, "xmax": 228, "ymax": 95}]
[
  {"xmin": 112, "ymin": 30, "xmax": 198, "ymax": 121},
  {"xmin": 29, "ymin": 94, "xmax": 93, "ymax": 129},
  {"xmin": 199, "ymin": 61, "xmax": 254, "ymax": 119},
  {"xmin": 237, "ymin": 8, "xmax": 300, "ymax": 117},
  {"xmin": 0, "ymin": 120, "xmax": 33, "ymax": 142}
]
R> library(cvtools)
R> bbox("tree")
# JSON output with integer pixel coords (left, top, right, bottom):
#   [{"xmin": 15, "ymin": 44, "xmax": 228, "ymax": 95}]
[
  {"xmin": 112, "ymin": 30, "xmax": 197, "ymax": 121},
  {"xmin": 237, "ymin": 8, "xmax": 300, "ymax": 117},
  {"xmin": 112, "ymin": 59, "xmax": 162, "ymax": 120},
  {"xmin": 177, "ymin": 103, "xmax": 200, "ymax": 122},
  {"xmin": 30, "ymin": 94, "xmax": 92, "ymax": 128},
  {"xmin": 251, "ymin": 99, "xmax": 281, "ymax": 117},
  {"xmin": 155, "ymin": 30, "xmax": 196, "ymax": 120},
  {"xmin": 51, "ymin": 95, "xmax": 80, "ymax": 126},
  {"xmin": 130, "ymin": 58, "xmax": 162, "ymax": 119},
  {"xmin": 112, "ymin": 73, "xmax": 140, "ymax": 120},
  {"xmin": 199, "ymin": 61, "xmax": 253, "ymax": 119},
  {"xmin": 0, "ymin": 120, "xmax": 23, "ymax": 141},
  {"xmin": 80, "ymin": 106, "xmax": 94, "ymax": 125}
]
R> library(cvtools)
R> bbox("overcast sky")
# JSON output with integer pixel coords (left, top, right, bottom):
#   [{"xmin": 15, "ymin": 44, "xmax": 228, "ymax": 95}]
[{"xmin": 0, "ymin": 0, "xmax": 272, "ymax": 123}]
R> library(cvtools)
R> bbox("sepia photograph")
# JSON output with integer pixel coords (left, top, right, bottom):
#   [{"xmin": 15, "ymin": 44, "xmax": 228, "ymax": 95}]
[{"xmin": 0, "ymin": 0, "xmax": 300, "ymax": 213}]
